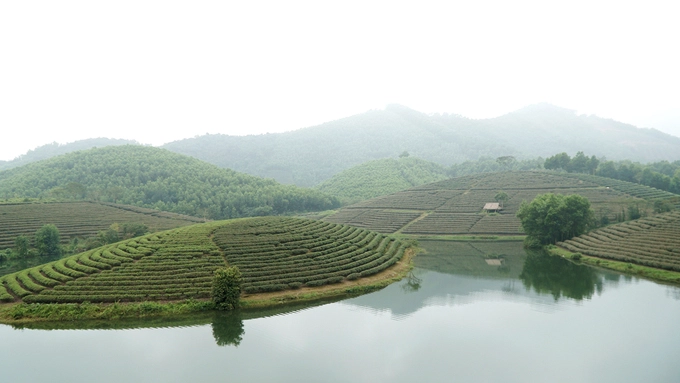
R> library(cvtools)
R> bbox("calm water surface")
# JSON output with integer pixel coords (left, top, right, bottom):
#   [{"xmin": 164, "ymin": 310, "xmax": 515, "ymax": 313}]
[{"xmin": 2, "ymin": 241, "xmax": 679, "ymax": 383}]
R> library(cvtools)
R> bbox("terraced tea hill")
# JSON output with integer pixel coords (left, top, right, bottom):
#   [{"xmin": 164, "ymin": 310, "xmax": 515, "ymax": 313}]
[
  {"xmin": 0, "ymin": 202, "xmax": 205, "ymax": 250},
  {"xmin": 0, "ymin": 217, "xmax": 407, "ymax": 303},
  {"xmin": 323, "ymin": 171, "xmax": 678, "ymax": 236},
  {"xmin": 558, "ymin": 211, "xmax": 680, "ymax": 271}
]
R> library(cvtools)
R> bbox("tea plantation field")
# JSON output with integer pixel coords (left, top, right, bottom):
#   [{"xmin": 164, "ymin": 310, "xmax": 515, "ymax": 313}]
[
  {"xmin": 0, "ymin": 201, "xmax": 205, "ymax": 251},
  {"xmin": 558, "ymin": 210, "xmax": 680, "ymax": 271},
  {"xmin": 323, "ymin": 171, "xmax": 680, "ymax": 236},
  {"xmin": 0, "ymin": 217, "xmax": 408, "ymax": 303}
]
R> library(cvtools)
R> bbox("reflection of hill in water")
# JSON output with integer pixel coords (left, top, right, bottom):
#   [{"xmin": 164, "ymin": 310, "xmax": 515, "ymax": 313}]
[
  {"xmin": 414, "ymin": 240, "xmax": 527, "ymax": 279},
  {"xmin": 8, "ymin": 297, "xmax": 347, "ymax": 347},
  {"xmin": 345, "ymin": 241, "xmax": 623, "ymax": 318}
]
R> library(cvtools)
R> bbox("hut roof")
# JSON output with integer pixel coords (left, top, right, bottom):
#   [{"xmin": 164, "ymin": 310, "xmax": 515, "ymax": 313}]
[{"xmin": 483, "ymin": 202, "xmax": 501, "ymax": 210}]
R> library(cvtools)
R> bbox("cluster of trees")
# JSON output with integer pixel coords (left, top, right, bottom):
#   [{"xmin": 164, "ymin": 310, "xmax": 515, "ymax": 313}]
[
  {"xmin": 516, "ymin": 193, "xmax": 595, "ymax": 247},
  {"xmin": 0, "ymin": 146, "xmax": 340, "ymax": 219},
  {"xmin": 544, "ymin": 152, "xmax": 600, "ymax": 174},
  {"xmin": 0, "ymin": 222, "xmax": 151, "ymax": 263},
  {"xmin": 447, "ymin": 156, "xmax": 544, "ymax": 178},
  {"xmin": 1, "ymin": 224, "xmax": 62, "ymax": 262},
  {"xmin": 545, "ymin": 151, "xmax": 680, "ymax": 194}
]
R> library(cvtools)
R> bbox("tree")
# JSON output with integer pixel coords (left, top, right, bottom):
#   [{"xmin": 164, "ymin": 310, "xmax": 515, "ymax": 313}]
[
  {"xmin": 399, "ymin": 151, "xmax": 410, "ymax": 158},
  {"xmin": 544, "ymin": 153, "xmax": 571, "ymax": 170},
  {"xmin": 496, "ymin": 156, "xmax": 516, "ymax": 170},
  {"xmin": 14, "ymin": 235, "xmax": 30, "ymax": 258},
  {"xmin": 35, "ymin": 224, "xmax": 62, "ymax": 256},
  {"xmin": 516, "ymin": 193, "xmax": 594, "ymax": 246},
  {"xmin": 211, "ymin": 267, "xmax": 242, "ymax": 310},
  {"xmin": 494, "ymin": 191, "xmax": 509, "ymax": 208}
]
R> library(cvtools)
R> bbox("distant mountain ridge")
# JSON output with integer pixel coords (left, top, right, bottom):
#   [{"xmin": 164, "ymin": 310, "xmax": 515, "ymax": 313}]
[
  {"xmin": 5, "ymin": 104, "xmax": 679, "ymax": 187},
  {"xmin": 162, "ymin": 103, "xmax": 680, "ymax": 186}
]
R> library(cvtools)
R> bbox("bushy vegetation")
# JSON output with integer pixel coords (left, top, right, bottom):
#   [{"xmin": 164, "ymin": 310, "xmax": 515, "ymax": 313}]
[
  {"xmin": 212, "ymin": 267, "xmax": 242, "ymax": 310},
  {"xmin": 558, "ymin": 210, "xmax": 680, "ymax": 272},
  {"xmin": 545, "ymin": 151, "xmax": 680, "ymax": 195},
  {"xmin": 0, "ymin": 146, "xmax": 340, "ymax": 219},
  {"xmin": 0, "ymin": 217, "xmax": 408, "ymax": 304},
  {"xmin": 316, "ymin": 157, "xmax": 448, "ymax": 204},
  {"xmin": 516, "ymin": 193, "xmax": 594, "ymax": 246}
]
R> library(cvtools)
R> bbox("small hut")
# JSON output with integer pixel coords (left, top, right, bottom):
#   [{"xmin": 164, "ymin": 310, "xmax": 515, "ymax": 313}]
[{"xmin": 483, "ymin": 202, "xmax": 501, "ymax": 213}]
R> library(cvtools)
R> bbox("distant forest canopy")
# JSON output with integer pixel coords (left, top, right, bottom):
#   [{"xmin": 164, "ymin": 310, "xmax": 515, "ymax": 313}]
[
  {"xmin": 162, "ymin": 103, "xmax": 680, "ymax": 186},
  {"xmin": 316, "ymin": 156, "xmax": 449, "ymax": 204},
  {"xmin": 0, "ymin": 138, "xmax": 139, "ymax": 172},
  {"xmin": 0, "ymin": 146, "xmax": 340, "ymax": 219},
  {"xmin": 544, "ymin": 151, "xmax": 680, "ymax": 194},
  {"xmin": 447, "ymin": 156, "xmax": 544, "ymax": 178}
]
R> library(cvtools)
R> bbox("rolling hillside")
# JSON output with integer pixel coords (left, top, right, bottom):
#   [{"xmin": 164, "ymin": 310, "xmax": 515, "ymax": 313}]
[
  {"xmin": 558, "ymin": 210, "xmax": 680, "ymax": 273},
  {"xmin": 316, "ymin": 157, "xmax": 449, "ymax": 204},
  {"xmin": 322, "ymin": 171, "xmax": 680, "ymax": 236},
  {"xmin": 163, "ymin": 104, "xmax": 680, "ymax": 186},
  {"xmin": 0, "ymin": 138, "xmax": 138, "ymax": 172},
  {"xmin": 0, "ymin": 145, "xmax": 339, "ymax": 219},
  {"xmin": 0, "ymin": 201, "xmax": 205, "ymax": 252},
  {"xmin": 0, "ymin": 217, "xmax": 409, "ymax": 304}
]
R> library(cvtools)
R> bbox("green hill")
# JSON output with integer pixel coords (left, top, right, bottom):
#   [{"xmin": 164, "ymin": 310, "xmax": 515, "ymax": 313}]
[
  {"xmin": 316, "ymin": 157, "xmax": 449, "ymax": 204},
  {"xmin": 0, "ymin": 138, "xmax": 139, "ymax": 172},
  {"xmin": 0, "ymin": 145, "xmax": 339, "ymax": 219},
  {"xmin": 163, "ymin": 104, "xmax": 680, "ymax": 186},
  {"xmin": 0, "ymin": 217, "xmax": 408, "ymax": 304},
  {"xmin": 322, "ymin": 171, "xmax": 680, "ymax": 235}
]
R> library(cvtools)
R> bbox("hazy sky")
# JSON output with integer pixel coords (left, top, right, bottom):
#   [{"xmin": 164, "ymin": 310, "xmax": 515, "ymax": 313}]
[{"xmin": 1, "ymin": 0, "xmax": 679, "ymax": 161}]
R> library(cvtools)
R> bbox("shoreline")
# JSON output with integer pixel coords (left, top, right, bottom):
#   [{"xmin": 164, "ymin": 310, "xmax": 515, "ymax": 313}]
[
  {"xmin": 0, "ymin": 248, "xmax": 416, "ymax": 325},
  {"xmin": 548, "ymin": 246, "xmax": 680, "ymax": 285}
]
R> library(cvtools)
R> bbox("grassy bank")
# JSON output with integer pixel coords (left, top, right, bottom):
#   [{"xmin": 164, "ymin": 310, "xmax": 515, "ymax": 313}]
[
  {"xmin": 548, "ymin": 246, "xmax": 680, "ymax": 285},
  {"xmin": 0, "ymin": 248, "xmax": 415, "ymax": 325}
]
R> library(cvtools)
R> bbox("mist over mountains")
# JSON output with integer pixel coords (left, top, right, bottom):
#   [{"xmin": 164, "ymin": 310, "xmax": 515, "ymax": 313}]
[
  {"xmin": 3, "ymin": 104, "xmax": 679, "ymax": 187},
  {"xmin": 163, "ymin": 103, "xmax": 680, "ymax": 186}
]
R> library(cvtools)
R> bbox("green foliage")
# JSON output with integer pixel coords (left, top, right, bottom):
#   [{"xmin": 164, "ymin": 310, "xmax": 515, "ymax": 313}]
[
  {"xmin": 0, "ymin": 146, "xmax": 340, "ymax": 219},
  {"xmin": 316, "ymin": 157, "xmax": 448, "ymax": 204},
  {"xmin": 516, "ymin": 193, "xmax": 594, "ymax": 245},
  {"xmin": 35, "ymin": 224, "xmax": 62, "ymax": 257},
  {"xmin": 14, "ymin": 236, "xmax": 30, "ymax": 258},
  {"xmin": 212, "ymin": 267, "xmax": 242, "ymax": 310}
]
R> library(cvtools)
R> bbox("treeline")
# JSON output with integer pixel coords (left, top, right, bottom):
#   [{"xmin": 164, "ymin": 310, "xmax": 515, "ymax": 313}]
[
  {"xmin": 544, "ymin": 151, "xmax": 680, "ymax": 194},
  {"xmin": 0, "ymin": 146, "xmax": 340, "ymax": 219},
  {"xmin": 447, "ymin": 156, "xmax": 544, "ymax": 178}
]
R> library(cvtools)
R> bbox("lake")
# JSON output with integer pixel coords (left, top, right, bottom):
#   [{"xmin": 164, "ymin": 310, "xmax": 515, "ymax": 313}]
[{"xmin": 2, "ymin": 241, "xmax": 679, "ymax": 383}]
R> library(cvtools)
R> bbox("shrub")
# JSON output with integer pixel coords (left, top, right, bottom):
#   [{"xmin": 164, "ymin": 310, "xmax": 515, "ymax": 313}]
[
  {"xmin": 571, "ymin": 253, "xmax": 582, "ymax": 261},
  {"xmin": 211, "ymin": 267, "xmax": 242, "ymax": 310}
]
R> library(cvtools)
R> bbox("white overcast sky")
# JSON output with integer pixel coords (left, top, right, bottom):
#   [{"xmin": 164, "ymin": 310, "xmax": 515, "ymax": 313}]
[{"xmin": 1, "ymin": 0, "xmax": 679, "ymax": 161}]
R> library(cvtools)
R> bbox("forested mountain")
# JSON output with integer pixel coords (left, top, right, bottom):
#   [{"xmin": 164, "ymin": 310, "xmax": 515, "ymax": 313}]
[
  {"xmin": 0, "ymin": 146, "xmax": 339, "ymax": 219},
  {"xmin": 162, "ymin": 104, "xmax": 680, "ymax": 187},
  {"xmin": 0, "ymin": 138, "xmax": 139, "ymax": 171},
  {"xmin": 316, "ymin": 156, "xmax": 449, "ymax": 204}
]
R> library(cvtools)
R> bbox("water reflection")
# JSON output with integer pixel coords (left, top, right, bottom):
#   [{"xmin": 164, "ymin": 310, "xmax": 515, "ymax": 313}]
[
  {"xmin": 211, "ymin": 312, "xmax": 245, "ymax": 346},
  {"xmin": 519, "ymin": 250, "xmax": 604, "ymax": 301}
]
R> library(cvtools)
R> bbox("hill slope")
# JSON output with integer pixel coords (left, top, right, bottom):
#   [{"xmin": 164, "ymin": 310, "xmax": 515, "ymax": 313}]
[
  {"xmin": 0, "ymin": 146, "xmax": 339, "ymax": 219},
  {"xmin": 0, "ymin": 217, "xmax": 408, "ymax": 304},
  {"xmin": 163, "ymin": 104, "xmax": 680, "ymax": 186},
  {"xmin": 316, "ymin": 157, "xmax": 449, "ymax": 204},
  {"xmin": 0, "ymin": 201, "xmax": 204, "ymax": 252},
  {"xmin": 0, "ymin": 138, "xmax": 139, "ymax": 171},
  {"xmin": 558, "ymin": 210, "xmax": 680, "ymax": 273},
  {"xmin": 322, "ymin": 171, "xmax": 680, "ymax": 235}
]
